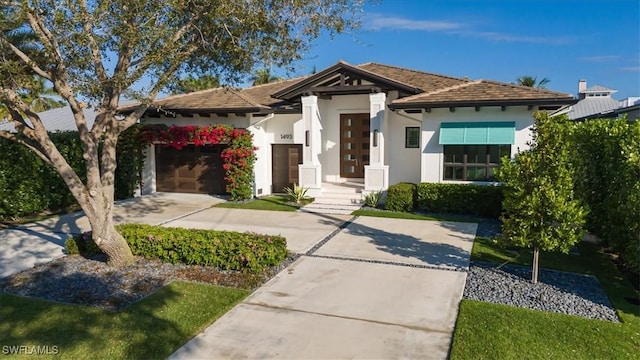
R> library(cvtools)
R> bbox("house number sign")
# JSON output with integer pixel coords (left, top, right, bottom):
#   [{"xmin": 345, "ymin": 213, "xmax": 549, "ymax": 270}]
[{"xmin": 280, "ymin": 134, "xmax": 293, "ymax": 140}]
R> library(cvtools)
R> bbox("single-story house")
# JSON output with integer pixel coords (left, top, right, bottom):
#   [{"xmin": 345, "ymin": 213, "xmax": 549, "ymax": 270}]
[{"xmin": 121, "ymin": 61, "xmax": 575, "ymax": 198}]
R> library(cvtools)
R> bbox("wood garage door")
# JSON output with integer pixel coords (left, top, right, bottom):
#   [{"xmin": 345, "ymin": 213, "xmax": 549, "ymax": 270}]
[
  {"xmin": 155, "ymin": 144, "xmax": 227, "ymax": 194},
  {"xmin": 272, "ymin": 144, "xmax": 302, "ymax": 193}
]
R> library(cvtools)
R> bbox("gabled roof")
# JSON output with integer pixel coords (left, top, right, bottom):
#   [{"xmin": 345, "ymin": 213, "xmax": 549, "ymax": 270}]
[
  {"xmin": 0, "ymin": 106, "xmax": 97, "ymax": 132},
  {"xmin": 390, "ymin": 80, "xmax": 575, "ymax": 109},
  {"xmin": 271, "ymin": 61, "xmax": 423, "ymax": 101}
]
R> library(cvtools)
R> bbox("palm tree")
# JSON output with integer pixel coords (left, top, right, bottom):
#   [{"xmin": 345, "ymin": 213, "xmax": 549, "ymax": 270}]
[
  {"xmin": 516, "ymin": 76, "xmax": 550, "ymax": 89},
  {"xmin": 169, "ymin": 74, "xmax": 220, "ymax": 94},
  {"xmin": 250, "ymin": 68, "xmax": 283, "ymax": 86}
]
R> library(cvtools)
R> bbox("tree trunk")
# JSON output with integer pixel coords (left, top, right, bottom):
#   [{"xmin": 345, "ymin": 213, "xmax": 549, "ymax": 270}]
[
  {"xmin": 532, "ymin": 246, "xmax": 540, "ymax": 284},
  {"xmin": 81, "ymin": 185, "xmax": 134, "ymax": 267}
]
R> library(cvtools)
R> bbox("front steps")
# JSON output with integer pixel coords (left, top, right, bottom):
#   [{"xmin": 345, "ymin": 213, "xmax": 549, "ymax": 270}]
[{"xmin": 299, "ymin": 182, "xmax": 364, "ymax": 215}]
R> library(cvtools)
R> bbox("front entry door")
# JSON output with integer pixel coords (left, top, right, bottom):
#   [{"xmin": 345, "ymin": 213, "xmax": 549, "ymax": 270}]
[{"xmin": 340, "ymin": 113, "xmax": 370, "ymax": 178}]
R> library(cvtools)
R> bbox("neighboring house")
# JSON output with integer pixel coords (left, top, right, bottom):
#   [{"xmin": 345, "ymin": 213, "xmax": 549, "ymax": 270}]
[
  {"xmin": 120, "ymin": 61, "xmax": 575, "ymax": 198},
  {"xmin": 553, "ymin": 80, "xmax": 639, "ymax": 121},
  {"xmin": 0, "ymin": 105, "xmax": 97, "ymax": 132}
]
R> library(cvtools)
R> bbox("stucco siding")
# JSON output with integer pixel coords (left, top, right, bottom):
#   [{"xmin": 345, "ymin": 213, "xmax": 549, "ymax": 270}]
[
  {"xmin": 386, "ymin": 110, "xmax": 422, "ymax": 185},
  {"xmin": 420, "ymin": 106, "xmax": 534, "ymax": 184}
]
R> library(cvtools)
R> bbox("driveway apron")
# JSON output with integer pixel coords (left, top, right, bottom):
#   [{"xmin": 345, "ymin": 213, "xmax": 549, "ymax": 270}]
[{"xmin": 171, "ymin": 217, "xmax": 478, "ymax": 359}]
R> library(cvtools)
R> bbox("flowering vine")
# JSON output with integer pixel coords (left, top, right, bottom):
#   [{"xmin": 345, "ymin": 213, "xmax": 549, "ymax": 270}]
[{"xmin": 140, "ymin": 124, "xmax": 256, "ymax": 201}]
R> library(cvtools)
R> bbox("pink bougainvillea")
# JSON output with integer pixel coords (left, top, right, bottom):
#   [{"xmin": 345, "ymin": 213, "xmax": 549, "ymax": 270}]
[{"xmin": 140, "ymin": 124, "xmax": 256, "ymax": 200}]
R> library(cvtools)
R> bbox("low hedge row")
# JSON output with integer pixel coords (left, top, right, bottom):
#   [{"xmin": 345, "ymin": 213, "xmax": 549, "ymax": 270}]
[
  {"xmin": 417, "ymin": 183, "xmax": 503, "ymax": 218},
  {"xmin": 65, "ymin": 224, "xmax": 288, "ymax": 273},
  {"xmin": 383, "ymin": 182, "xmax": 503, "ymax": 218}
]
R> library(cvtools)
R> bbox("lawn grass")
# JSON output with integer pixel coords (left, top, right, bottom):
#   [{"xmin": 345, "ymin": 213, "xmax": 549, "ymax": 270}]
[
  {"xmin": 352, "ymin": 208, "xmax": 482, "ymax": 223},
  {"xmin": 215, "ymin": 195, "xmax": 300, "ymax": 212},
  {"xmin": 0, "ymin": 282, "xmax": 248, "ymax": 359},
  {"xmin": 450, "ymin": 238, "xmax": 640, "ymax": 359}
]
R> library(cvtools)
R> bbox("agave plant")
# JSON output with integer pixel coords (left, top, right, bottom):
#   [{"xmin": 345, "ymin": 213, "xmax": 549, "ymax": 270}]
[
  {"xmin": 363, "ymin": 190, "xmax": 383, "ymax": 208},
  {"xmin": 283, "ymin": 183, "xmax": 309, "ymax": 204}
]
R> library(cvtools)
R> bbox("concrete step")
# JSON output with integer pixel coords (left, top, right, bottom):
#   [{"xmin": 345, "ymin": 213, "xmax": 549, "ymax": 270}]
[
  {"xmin": 300, "ymin": 201, "xmax": 362, "ymax": 215},
  {"xmin": 299, "ymin": 207, "xmax": 359, "ymax": 215},
  {"xmin": 312, "ymin": 196, "xmax": 363, "ymax": 206}
]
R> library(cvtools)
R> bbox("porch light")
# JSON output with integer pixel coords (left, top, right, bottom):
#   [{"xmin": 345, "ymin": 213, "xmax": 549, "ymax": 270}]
[
  {"xmin": 373, "ymin": 129, "xmax": 379, "ymax": 147},
  {"xmin": 305, "ymin": 130, "xmax": 309, "ymax": 147}
]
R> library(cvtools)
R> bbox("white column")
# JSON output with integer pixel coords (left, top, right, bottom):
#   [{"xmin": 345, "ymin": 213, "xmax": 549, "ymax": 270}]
[
  {"xmin": 299, "ymin": 95, "xmax": 322, "ymax": 194},
  {"xmin": 365, "ymin": 92, "xmax": 389, "ymax": 192},
  {"xmin": 141, "ymin": 145, "xmax": 156, "ymax": 195}
]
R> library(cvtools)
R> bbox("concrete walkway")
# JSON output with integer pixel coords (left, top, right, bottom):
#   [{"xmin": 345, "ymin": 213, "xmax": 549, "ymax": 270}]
[{"xmin": 171, "ymin": 217, "xmax": 478, "ymax": 360}]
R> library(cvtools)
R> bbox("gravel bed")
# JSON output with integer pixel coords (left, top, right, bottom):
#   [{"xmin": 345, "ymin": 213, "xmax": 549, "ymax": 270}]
[
  {"xmin": 464, "ymin": 261, "xmax": 619, "ymax": 322},
  {"xmin": 0, "ymin": 253, "xmax": 300, "ymax": 311}
]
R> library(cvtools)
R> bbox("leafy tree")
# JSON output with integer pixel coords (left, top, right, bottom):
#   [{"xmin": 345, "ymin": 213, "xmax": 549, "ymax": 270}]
[
  {"xmin": 0, "ymin": 0, "xmax": 365, "ymax": 267},
  {"xmin": 168, "ymin": 74, "xmax": 220, "ymax": 94},
  {"xmin": 516, "ymin": 75, "xmax": 550, "ymax": 89},
  {"xmin": 250, "ymin": 68, "xmax": 283, "ymax": 85},
  {"xmin": 496, "ymin": 112, "xmax": 587, "ymax": 283}
]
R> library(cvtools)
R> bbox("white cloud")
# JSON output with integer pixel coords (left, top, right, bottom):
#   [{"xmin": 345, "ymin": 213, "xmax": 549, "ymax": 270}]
[
  {"xmin": 366, "ymin": 14, "xmax": 464, "ymax": 31},
  {"xmin": 579, "ymin": 55, "xmax": 621, "ymax": 62},
  {"xmin": 365, "ymin": 14, "xmax": 572, "ymax": 45}
]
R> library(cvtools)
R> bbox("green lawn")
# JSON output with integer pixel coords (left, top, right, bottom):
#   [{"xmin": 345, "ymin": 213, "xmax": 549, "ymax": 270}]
[
  {"xmin": 450, "ymin": 238, "xmax": 640, "ymax": 359},
  {"xmin": 215, "ymin": 195, "xmax": 301, "ymax": 211},
  {"xmin": 0, "ymin": 282, "xmax": 248, "ymax": 359},
  {"xmin": 352, "ymin": 208, "xmax": 482, "ymax": 223}
]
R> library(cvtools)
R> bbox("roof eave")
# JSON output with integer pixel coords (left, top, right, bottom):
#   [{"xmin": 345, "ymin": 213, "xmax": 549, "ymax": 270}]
[{"xmin": 389, "ymin": 98, "xmax": 577, "ymax": 110}]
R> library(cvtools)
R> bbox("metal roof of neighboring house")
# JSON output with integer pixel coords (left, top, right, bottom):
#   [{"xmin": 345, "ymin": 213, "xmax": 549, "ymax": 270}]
[
  {"xmin": 582, "ymin": 84, "xmax": 616, "ymax": 93},
  {"xmin": 117, "ymin": 61, "xmax": 575, "ymax": 115},
  {"xmin": 0, "ymin": 106, "xmax": 97, "ymax": 132},
  {"xmin": 566, "ymin": 97, "xmax": 620, "ymax": 120}
]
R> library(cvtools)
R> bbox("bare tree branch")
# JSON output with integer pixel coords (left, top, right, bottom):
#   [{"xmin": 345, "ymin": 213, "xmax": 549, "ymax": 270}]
[{"xmin": 78, "ymin": 0, "xmax": 109, "ymax": 85}]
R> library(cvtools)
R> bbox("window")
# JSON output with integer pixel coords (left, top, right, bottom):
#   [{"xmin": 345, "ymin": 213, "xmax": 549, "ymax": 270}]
[
  {"xmin": 443, "ymin": 145, "xmax": 510, "ymax": 181},
  {"xmin": 405, "ymin": 127, "xmax": 420, "ymax": 148}
]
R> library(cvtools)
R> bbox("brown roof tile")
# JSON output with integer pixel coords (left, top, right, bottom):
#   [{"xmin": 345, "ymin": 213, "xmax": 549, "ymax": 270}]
[
  {"xmin": 391, "ymin": 80, "xmax": 575, "ymax": 108},
  {"xmin": 357, "ymin": 62, "xmax": 470, "ymax": 93},
  {"xmin": 240, "ymin": 77, "xmax": 306, "ymax": 106}
]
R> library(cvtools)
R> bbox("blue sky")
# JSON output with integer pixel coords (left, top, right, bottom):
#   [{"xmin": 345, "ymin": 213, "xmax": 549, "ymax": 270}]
[{"xmin": 275, "ymin": 0, "xmax": 640, "ymax": 100}]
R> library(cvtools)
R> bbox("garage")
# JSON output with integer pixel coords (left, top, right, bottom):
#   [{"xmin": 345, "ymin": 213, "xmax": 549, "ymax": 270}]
[
  {"xmin": 155, "ymin": 144, "xmax": 228, "ymax": 194},
  {"xmin": 272, "ymin": 144, "xmax": 302, "ymax": 193}
]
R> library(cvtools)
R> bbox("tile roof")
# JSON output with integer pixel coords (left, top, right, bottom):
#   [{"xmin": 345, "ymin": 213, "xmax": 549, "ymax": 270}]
[
  {"xmin": 0, "ymin": 106, "xmax": 97, "ymax": 132},
  {"xmin": 119, "ymin": 87, "xmax": 270, "ymax": 114},
  {"xmin": 116, "ymin": 61, "xmax": 576, "ymax": 114},
  {"xmin": 391, "ymin": 80, "xmax": 575, "ymax": 108},
  {"xmin": 357, "ymin": 62, "xmax": 470, "ymax": 93}
]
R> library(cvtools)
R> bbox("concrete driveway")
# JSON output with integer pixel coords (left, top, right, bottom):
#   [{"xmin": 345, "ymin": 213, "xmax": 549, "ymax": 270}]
[
  {"xmin": 172, "ymin": 217, "xmax": 478, "ymax": 360},
  {"xmin": 163, "ymin": 208, "xmax": 351, "ymax": 254}
]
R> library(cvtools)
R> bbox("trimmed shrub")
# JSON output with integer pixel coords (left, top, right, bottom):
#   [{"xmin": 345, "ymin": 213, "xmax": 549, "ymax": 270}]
[
  {"xmin": 67, "ymin": 224, "xmax": 288, "ymax": 273},
  {"xmin": 0, "ymin": 129, "xmax": 144, "ymax": 220},
  {"xmin": 417, "ymin": 183, "xmax": 503, "ymax": 218},
  {"xmin": 384, "ymin": 183, "xmax": 417, "ymax": 212}
]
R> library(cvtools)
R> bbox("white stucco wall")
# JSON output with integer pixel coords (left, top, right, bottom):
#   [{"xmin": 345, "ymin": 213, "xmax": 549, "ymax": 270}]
[
  {"xmin": 386, "ymin": 110, "xmax": 422, "ymax": 185},
  {"xmin": 254, "ymin": 114, "xmax": 303, "ymax": 195},
  {"xmin": 317, "ymin": 94, "xmax": 370, "ymax": 182},
  {"xmin": 420, "ymin": 106, "xmax": 535, "ymax": 183}
]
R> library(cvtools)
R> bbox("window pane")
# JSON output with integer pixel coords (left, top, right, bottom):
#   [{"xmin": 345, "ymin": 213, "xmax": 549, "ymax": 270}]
[
  {"xmin": 500, "ymin": 145, "xmax": 511, "ymax": 158},
  {"xmin": 454, "ymin": 167, "xmax": 464, "ymax": 180},
  {"xmin": 444, "ymin": 145, "xmax": 464, "ymax": 163},
  {"xmin": 405, "ymin": 127, "xmax": 420, "ymax": 148},
  {"xmin": 466, "ymin": 145, "xmax": 487, "ymax": 164},
  {"xmin": 444, "ymin": 166, "xmax": 453, "ymax": 180},
  {"xmin": 467, "ymin": 167, "xmax": 486, "ymax": 181}
]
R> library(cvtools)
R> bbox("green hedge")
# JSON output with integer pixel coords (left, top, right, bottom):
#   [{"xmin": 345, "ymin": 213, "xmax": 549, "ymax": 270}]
[
  {"xmin": 384, "ymin": 183, "xmax": 417, "ymax": 212},
  {"xmin": 570, "ymin": 118, "xmax": 640, "ymax": 271},
  {"xmin": 0, "ymin": 127, "xmax": 144, "ymax": 220},
  {"xmin": 416, "ymin": 183, "xmax": 503, "ymax": 218},
  {"xmin": 66, "ymin": 224, "xmax": 288, "ymax": 273}
]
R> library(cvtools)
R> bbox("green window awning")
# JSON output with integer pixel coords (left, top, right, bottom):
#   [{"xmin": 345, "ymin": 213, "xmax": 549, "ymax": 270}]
[{"xmin": 439, "ymin": 122, "xmax": 515, "ymax": 145}]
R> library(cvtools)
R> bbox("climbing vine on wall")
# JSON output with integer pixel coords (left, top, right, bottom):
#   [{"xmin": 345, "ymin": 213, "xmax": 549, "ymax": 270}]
[{"xmin": 140, "ymin": 124, "xmax": 256, "ymax": 201}]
